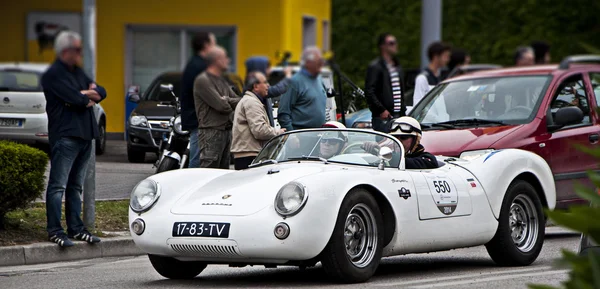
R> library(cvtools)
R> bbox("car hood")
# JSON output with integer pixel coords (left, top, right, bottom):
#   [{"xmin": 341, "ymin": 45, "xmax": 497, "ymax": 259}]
[
  {"xmin": 170, "ymin": 163, "xmax": 328, "ymax": 216},
  {"xmin": 420, "ymin": 125, "xmax": 524, "ymax": 157},
  {"xmin": 132, "ymin": 101, "xmax": 175, "ymax": 119}
]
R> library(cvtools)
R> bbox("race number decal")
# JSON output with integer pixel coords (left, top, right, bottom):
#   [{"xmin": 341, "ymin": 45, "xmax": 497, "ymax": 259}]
[{"xmin": 425, "ymin": 176, "xmax": 458, "ymax": 215}]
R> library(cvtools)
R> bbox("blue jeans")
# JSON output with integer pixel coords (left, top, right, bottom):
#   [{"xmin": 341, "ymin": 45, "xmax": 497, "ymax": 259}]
[
  {"xmin": 188, "ymin": 128, "xmax": 200, "ymax": 168},
  {"xmin": 46, "ymin": 137, "xmax": 92, "ymax": 237}
]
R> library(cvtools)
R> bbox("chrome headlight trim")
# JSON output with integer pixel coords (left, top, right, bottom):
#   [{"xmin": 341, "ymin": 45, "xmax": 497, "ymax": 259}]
[
  {"xmin": 173, "ymin": 116, "xmax": 189, "ymax": 135},
  {"xmin": 130, "ymin": 179, "xmax": 161, "ymax": 213},
  {"xmin": 274, "ymin": 182, "xmax": 308, "ymax": 217}
]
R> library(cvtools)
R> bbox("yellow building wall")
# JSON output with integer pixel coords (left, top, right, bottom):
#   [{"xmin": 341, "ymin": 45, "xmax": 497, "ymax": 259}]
[{"xmin": 0, "ymin": 0, "xmax": 330, "ymax": 133}]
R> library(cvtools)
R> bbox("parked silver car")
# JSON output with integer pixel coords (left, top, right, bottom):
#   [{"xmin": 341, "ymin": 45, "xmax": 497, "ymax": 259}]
[{"xmin": 0, "ymin": 62, "xmax": 107, "ymax": 154}]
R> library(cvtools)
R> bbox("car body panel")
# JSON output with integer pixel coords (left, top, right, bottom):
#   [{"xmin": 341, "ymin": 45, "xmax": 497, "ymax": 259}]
[{"xmin": 130, "ymin": 128, "xmax": 555, "ymax": 264}]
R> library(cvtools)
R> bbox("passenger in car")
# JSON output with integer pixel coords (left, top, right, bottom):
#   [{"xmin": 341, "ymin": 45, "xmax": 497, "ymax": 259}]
[{"xmin": 362, "ymin": 117, "xmax": 438, "ymax": 169}]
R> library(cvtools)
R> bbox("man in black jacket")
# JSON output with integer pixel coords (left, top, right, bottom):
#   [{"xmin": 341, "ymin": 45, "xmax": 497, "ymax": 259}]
[
  {"xmin": 181, "ymin": 32, "xmax": 215, "ymax": 168},
  {"xmin": 365, "ymin": 33, "xmax": 407, "ymax": 132},
  {"xmin": 42, "ymin": 31, "xmax": 107, "ymax": 247}
]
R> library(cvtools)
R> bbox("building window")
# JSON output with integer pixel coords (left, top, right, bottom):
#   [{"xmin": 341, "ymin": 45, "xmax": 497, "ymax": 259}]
[
  {"xmin": 302, "ymin": 16, "xmax": 317, "ymax": 49},
  {"xmin": 322, "ymin": 20, "xmax": 330, "ymax": 52}
]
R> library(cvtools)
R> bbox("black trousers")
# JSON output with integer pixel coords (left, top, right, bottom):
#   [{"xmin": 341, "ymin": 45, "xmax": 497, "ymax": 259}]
[{"xmin": 234, "ymin": 156, "xmax": 255, "ymax": 170}]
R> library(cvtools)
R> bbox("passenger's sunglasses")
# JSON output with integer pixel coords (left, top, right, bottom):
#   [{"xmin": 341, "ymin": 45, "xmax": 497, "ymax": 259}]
[{"xmin": 398, "ymin": 135, "xmax": 413, "ymax": 141}]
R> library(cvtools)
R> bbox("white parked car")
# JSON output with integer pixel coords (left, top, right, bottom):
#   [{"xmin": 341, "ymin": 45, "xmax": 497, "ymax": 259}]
[
  {"xmin": 129, "ymin": 128, "xmax": 556, "ymax": 283},
  {"xmin": 0, "ymin": 63, "xmax": 107, "ymax": 154}
]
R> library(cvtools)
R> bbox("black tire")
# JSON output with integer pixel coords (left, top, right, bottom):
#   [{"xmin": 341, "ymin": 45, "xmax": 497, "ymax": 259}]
[
  {"xmin": 127, "ymin": 146, "xmax": 145, "ymax": 163},
  {"xmin": 156, "ymin": 156, "xmax": 179, "ymax": 173},
  {"xmin": 485, "ymin": 180, "xmax": 545, "ymax": 266},
  {"xmin": 320, "ymin": 188, "xmax": 383, "ymax": 283},
  {"xmin": 148, "ymin": 254, "xmax": 207, "ymax": 279},
  {"xmin": 95, "ymin": 119, "xmax": 106, "ymax": 155}
]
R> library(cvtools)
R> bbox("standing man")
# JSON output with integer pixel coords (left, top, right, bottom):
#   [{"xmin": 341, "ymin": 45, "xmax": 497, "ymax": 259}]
[
  {"xmin": 365, "ymin": 33, "xmax": 407, "ymax": 133},
  {"xmin": 194, "ymin": 46, "xmax": 240, "ymax": 169},
  {"xmin": 231, "ymin": 72, "xmax": 286, "ymax": 170},
  {"xmin": 42, "ymin": 31, "xmax": 106, "ymax": 247},
  {"xmin": 413, "ymin": 41, "xmax": 451, "ymax": 107},
  {"xmin": 514, "ymin": 46, "xmax": 535, "ymax": 67},
  {"xmin": 277, "ymin": 46, "xmax": 327, "ymax": 131},
  {"xmin": 181, "ymin": 32, "xmax": 215, "ymax": 168}
]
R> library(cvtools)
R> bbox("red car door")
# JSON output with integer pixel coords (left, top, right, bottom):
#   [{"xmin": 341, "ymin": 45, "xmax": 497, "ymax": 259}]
[{"xmin": 541, "ymin": 72, "xmax": 600, "ymax": 208}]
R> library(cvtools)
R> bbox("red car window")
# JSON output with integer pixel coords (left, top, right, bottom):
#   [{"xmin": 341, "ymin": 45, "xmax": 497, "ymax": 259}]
[{"xmin": 550, "ymin": 74, "xmax": 591, "ymax": 126}]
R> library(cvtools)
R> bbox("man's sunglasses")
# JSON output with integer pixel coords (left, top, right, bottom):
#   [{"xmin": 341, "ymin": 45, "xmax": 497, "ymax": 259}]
[
  {"xmin": 386, "ymin": 41, "xmax": 397, "ymax": 46},
  {"xmin": 398, "ymin": 135, "xmax": 413, "ymax": 141},
  {"xmin": 321, "ymin": 138, "xmax": 343, "ymax": 145}
]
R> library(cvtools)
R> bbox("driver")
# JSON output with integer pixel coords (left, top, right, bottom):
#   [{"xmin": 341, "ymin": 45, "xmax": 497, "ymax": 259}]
[
  {"xmin": 317, "ymin": 121, "xmax": 348, "ymax": 158},
  {"xmin": 362, "ymin": 117, "xmax": 439, "ymax": 169}
]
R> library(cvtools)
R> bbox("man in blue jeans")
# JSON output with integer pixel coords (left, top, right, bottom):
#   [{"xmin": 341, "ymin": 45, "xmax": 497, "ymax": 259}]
[
  {"xmin": 180, "ymin": 32, "xmax": 216, "ymax": 168},
  {"xmin": 42, "ymin": 31, "xmax": 106, "ymax": 247}
]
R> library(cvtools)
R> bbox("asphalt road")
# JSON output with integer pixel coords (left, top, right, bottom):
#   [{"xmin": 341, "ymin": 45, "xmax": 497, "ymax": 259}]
[{"xmin": 0, "ymin": 231, "xmax": 578, "ymax": 289}]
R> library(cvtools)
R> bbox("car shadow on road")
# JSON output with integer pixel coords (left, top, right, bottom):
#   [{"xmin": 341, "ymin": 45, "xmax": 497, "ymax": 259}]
[{"xmin": 139, "ymin": 257, "xmax": 496, "ymax": 288}]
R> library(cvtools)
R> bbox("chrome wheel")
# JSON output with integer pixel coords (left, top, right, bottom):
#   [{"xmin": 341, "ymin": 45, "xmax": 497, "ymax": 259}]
[
  {"xmin": 344, "ymin": 203, "xmax": 377, "ymax": 268},
  {"xmin": 509, "ymin": 194, "xmax": 539, "ymax": 252}
]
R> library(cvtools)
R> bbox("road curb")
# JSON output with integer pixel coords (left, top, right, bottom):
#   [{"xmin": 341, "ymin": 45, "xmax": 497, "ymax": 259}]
[{"xmin": 0, "ymin": 236, "xmax": 144, "ymax": 267}]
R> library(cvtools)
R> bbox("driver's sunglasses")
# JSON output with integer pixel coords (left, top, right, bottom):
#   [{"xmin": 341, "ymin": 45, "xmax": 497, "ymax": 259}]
[
  {"xmin": 390, "ymin": 123, "xmax": 421, "ymax": 134},
  {"xmin": 321, "ymin": 138, "xmax": 342, "ymax": 145}
]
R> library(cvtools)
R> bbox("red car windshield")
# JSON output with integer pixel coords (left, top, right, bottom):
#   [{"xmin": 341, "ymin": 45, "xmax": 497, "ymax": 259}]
[{"xmin": 411, "ymin": 76, "xmax": 551, "ymax": 127}]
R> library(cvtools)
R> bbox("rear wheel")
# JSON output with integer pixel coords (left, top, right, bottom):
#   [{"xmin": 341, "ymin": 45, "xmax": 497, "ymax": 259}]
[
  {"xmin": 485, "ymin": 180, "xmax": 545, "ymax": 266},
  {"xmin": 95, "ymin": 119, "xmax": 106, "ymax": 155},
  {"xmin": 127, "ymin": 146, "xmax": 145, "ymax": 163},
  {"xmin": 148, "ymin": 254, "xmax": 206, "ymax": 279},
  {"xmin": 320, "ymin": 188, "xmax": 383, "ymax": 283}
]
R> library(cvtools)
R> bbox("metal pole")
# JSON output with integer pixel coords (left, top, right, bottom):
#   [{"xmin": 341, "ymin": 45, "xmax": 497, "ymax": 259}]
[
  {"xmin": 420, "ymin": 0, "xmax": 442, "ymax": 69},
  {"xmin": 82, "ymin": 0, "xmax": 96, "ymax": 231},
  {"xmin": 335, "ymin": 68, "xmax": 346, "ymax": 125}
]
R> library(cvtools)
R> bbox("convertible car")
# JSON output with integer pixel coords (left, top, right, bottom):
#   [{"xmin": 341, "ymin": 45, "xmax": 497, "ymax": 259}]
[{"xmin": 129, "ymin": 128, "xmax": 556, "ymax": 283}]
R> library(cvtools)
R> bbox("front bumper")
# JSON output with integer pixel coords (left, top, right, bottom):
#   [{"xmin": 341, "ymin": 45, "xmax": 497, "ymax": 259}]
[
  {"xmin": 129, "ymin": 205, "xmax": 331, "ymax": 264},
  {"xmin": 127, "ymin": 125, "xmax": 168, "ymax": 152}
]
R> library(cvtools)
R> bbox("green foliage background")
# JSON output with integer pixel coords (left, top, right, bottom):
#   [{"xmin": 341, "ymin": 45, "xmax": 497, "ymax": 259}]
[
  {"xmin": 0, "ymin": 141, "xmax": 48, "ymax": 228},
  {"xmin": 332, "ymin": 0, "xmax": 600, "ymax": 109}
]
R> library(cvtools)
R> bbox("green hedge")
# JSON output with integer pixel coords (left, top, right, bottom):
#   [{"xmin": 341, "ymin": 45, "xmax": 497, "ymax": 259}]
[
  {"xmin": 332, "ymin": 0, "xmax": 600, "ymax": 110},
  {"xmin": 0, "ymin": 141, "xmax": 48, "ymax": 228}
]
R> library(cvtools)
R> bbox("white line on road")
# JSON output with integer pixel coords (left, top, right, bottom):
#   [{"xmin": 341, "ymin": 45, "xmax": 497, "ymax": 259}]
[
  {"xmin": 407, "ymin": 269, "xmax": 569, "ymax": 288},
  {"xmin": 373, "ymin": 265, "xmax": 555, "ymax": 287}
]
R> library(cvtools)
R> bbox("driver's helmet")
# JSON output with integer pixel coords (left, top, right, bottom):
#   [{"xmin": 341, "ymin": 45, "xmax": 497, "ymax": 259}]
[
  {"xmin": 388, "ymin": 117, "xmax": 422, "ymax": 153},
  {"xmin": 320, "ymin": 121, "xmax": 348, "ymax": 155}
]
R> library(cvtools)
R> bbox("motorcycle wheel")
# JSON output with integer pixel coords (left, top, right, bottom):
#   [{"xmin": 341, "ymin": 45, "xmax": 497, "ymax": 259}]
[{"xmin": 156, "ymin": 156, "xmax": 179, "ymax": 173}]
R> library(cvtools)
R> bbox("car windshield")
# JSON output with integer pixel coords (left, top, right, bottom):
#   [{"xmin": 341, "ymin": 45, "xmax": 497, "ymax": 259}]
[
  {"xmin": 253, "ymin": 129, "xmax": 402, "ymax": 168},
  {"xmin": 145, "ymin": 74, "xmax": 181, "ymax": 102},
  {"xmin": 0, "ymin": 70, "xmax": 42, "ymax": 92},
  {"xmin": 410, "ymin": 76, "xmax": 551, "ymax": 127}
]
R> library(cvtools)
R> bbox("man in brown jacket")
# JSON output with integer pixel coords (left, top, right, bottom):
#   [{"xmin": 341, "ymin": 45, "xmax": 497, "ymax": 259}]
[
  {"xmin": 194, "ymin": 46, "xmax": 240, "ymax": 169},
  {"xmin": 231, "ymin": 72, "xmax": 285, "ymax": 170}
]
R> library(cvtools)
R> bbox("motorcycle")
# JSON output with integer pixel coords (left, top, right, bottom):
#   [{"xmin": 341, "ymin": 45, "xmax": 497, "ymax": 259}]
[{"xmin": 154, "ymin": 84, "xmax": 191, "ymax": 173}]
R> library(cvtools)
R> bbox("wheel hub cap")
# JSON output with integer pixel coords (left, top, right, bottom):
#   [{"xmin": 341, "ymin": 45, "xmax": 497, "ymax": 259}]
[
  {"xmin": 508, "ymin": 194, "xmax": 539, "ymax": 253},
  {"xmin": 343, "ymin": 204, "xmax": 378, "ymax": 268}
]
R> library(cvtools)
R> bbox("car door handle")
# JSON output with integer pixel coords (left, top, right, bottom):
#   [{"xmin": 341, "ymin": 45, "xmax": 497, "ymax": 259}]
[{"xmin": 590, "ymin": 134, "xmax": 599, "ymax": 143}]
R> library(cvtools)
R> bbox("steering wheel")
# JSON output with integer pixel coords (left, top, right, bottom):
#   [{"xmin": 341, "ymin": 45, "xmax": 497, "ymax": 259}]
[
  {"xmin": 503, "ymin": 105, "xmax": 532, "ymax": 116},
  {"xmin": 341, "ymin": 142, "xmax": 367, "ymax": 154}
]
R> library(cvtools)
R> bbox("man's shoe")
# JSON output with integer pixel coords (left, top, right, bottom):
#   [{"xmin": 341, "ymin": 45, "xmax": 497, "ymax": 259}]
[
  {"xmin": 71, "ymin": 229, "xmax": 101, "ymax": 243},
  {"xmin": 49, "ymin": 234, "xmax": 74, "ymax": 247}
]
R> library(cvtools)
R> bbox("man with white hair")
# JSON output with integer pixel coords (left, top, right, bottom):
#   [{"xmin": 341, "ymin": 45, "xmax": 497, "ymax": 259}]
[
  {"xmin": 41, "ymin": 30, "xmax": 106, "ymax": 247},
  {"xmin": 277, "ymin": 46, "xmax": 327, "ymax": 131}
]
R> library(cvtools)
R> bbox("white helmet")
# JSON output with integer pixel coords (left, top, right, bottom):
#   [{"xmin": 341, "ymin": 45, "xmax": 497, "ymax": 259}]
[
  {"xmin": 321, "ymin": 121, "xmax": 348, "ymax": 147},
  {"xmin": 389, "ymin": 117, "xmax": 422, "ymax": 152},
  {"xmin": 322, "ymin": 121, "xmax": 346, "ymax": 129}
]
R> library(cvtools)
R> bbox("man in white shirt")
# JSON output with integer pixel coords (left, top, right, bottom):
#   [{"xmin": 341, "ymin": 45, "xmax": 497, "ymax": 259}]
[{"xmin": 413, "ymin": 42, "xmax": 451, "ymax": 107}]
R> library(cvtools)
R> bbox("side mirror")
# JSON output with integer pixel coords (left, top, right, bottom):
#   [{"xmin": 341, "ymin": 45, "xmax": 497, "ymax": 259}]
[
  {"xmin": 127, "ymin": 85, "xmax": 140, "ymax": 103},
  {"xmin": 379, "ymin": 146, "xmax": 393, "ymax": 161},
  {"xmin": 160, "ymin": 83, "xmax": 174, "ymax": 92},
  {"xmin": 548, "ymin": 106, "xmax": 584, "ymax": 132}
]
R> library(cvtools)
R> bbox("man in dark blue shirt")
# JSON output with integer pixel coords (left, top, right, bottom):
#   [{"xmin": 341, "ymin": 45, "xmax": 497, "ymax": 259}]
[
  {"xmin": 42, "ymin": 31, "xmax": 107, "ymax": 247},
  {"xmin": 180, "ymin": 32, "xmax": 215, "ymax": 168}
]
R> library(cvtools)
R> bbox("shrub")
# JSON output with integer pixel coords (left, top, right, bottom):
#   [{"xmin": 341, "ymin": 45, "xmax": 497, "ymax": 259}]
[{"xmin": 0, "ymin": 141, "xmax": 48, "ymax": 229}]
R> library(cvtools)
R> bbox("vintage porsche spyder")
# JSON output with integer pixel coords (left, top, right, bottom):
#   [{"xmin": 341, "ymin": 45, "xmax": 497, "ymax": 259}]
[{"xmin": 128, "ymin": 128, "xmax": 556, "ymax": 283}]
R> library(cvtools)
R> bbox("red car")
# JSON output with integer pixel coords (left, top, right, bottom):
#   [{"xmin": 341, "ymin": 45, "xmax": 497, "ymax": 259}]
[{"xmin": 410, "ymin": 55, "xmax": 600, "ymax": 209}]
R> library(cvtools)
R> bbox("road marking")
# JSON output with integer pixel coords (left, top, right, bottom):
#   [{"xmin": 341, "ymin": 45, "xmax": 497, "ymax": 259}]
[
  {"xmin": 373, "ymin": 266, "xmax": 554, "ymax": 287},
  {"xmin": 407, "ymin": 269, "xmax": 569, "ymax": 288}
]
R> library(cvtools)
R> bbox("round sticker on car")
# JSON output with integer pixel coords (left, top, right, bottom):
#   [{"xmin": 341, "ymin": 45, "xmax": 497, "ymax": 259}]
[{"xmin": 425, "ymin": 176, "xmax": 458, "ymax": 215}]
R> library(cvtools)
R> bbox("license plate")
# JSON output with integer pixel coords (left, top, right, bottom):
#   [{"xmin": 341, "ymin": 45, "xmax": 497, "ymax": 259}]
[
  {"xmin": 172, "ymin": 222, "xmax": 230, "ymax": 238},
  {"xmin": 0, "ymin": 118, "xmax": 22, "ymax": 127}
]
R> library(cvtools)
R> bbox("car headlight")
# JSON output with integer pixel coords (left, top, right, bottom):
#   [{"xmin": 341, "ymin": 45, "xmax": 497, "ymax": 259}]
[
  {"xmin": 173, "ymin": 116, "xmax": 189, "ymax": 135},
  {"xmin": 130, "ymin": 115, "xmax": 148, "ymax": 127},
  {"xmin": 274, "ymin": 182, "xmax": 308, "ymax": 216},
  {"xmin": 130, "ymin": 179, "xmax": 161, "ymax": 213},
  {"xmin": 353, "ymin": 121, "xmax": 372, "ymax": 129},
  {"xmin": 459, "ymin": 149, "xmax": 495, "ymax": 161}
]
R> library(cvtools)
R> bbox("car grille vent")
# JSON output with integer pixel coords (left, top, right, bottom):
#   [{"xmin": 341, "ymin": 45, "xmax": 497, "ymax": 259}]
[{"xmin": 170, "ymin": 244, "xmax": 241, "ymax": 257}]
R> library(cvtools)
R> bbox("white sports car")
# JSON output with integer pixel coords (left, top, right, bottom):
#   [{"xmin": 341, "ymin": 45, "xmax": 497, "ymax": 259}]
[{"xmin": 129, "ymin": 128, "xmax": 556, "ymax": 283}]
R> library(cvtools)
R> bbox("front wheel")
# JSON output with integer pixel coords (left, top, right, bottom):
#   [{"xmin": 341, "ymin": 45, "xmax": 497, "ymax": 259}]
[
  {"xmin": 156, "ymin": 156, "xmax": 179, "ymax": 173},
  {"xmin": 485, "ymin": 180, "xmax": 545, "ymax": 266},
  {"xmin": 320, "ymin": 188, "xmax": 383, "ymax": 283},
  {"xmin": 148, "ymin": 254, "xmax": 206, "ymax": 279}
]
